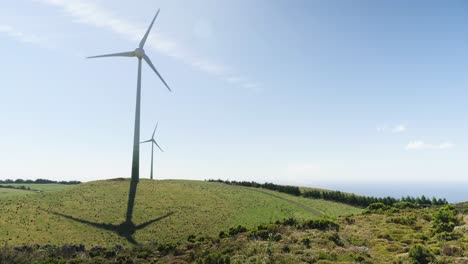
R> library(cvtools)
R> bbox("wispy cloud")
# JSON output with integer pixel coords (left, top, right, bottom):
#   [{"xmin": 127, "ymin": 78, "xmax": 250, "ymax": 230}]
[
  {"xmin": 391, "ymin": 124, "xmax": 406, "ymax": 133},
  {"xmin": 376, "ymin": 123, "xmax": 407, "ymax": 133},
  {"xmin": 406, "ymin": 140, "xmax": 455, "ymax": 150},
  {"xmin": 0, "ymin": 24, "xmax": 51, "ymax": 47},
  {"xmin": 37, "ymin": 0, "xmax": 258, "ymax": 90}
]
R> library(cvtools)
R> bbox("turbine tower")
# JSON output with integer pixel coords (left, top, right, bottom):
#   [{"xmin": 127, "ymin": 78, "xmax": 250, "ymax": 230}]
[
  {"xmin": 141, "ymin": 123, "xmax": 164, "ymax": 180},
  {"xmin": 87, "ymin": 9, "xmax": 171, "ymax": 223}
]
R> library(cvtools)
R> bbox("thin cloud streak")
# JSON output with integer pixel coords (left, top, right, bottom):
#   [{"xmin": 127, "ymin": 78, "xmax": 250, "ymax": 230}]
[
  {"xmin": 406, "ymin": 141, "xmax": 455, "ymax": 150},
  {"xmin": 38, "ymin": 0, "xmax": 258, "ymax": 90}
]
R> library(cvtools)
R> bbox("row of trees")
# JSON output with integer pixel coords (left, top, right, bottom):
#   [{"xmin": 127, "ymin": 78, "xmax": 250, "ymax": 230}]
[
  {"xmin": 303, "ymin": 189, "xmax": 448, "ymax": 207},
  {"xmin": 0, "ymin": 179, "xmax": 81, "ymax": 185},
  {"xmin": 208, "ymin": 179, "xmax": 448, "ymax": 207},
  {"xmin": 207, "ymin": 179, "xmax": 301, "ymax": 196}
]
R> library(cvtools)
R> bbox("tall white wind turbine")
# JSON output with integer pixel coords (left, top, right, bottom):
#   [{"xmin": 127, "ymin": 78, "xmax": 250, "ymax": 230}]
[
  {"xmin": 141, "ymin": 123, "xmax": 164, "ymax": 180},
  {"xmin": 87, "ymin": 9, "xmax": 171, "ymax": 223}
]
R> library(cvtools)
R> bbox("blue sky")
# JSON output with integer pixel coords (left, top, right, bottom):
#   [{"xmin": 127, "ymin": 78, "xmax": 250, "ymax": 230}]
[{"xmin": 1, "ymin": 0, "xmax": 468, "ymax": 185}]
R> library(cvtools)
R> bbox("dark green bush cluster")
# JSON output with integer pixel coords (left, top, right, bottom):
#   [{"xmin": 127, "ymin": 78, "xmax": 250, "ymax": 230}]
[
  {"xmin": 207, "ymin": 179, "xmax": 301, "ymax": 196},
  {"xmin": 301, "ymin": 237, "xmax": 311, "ymax": 248},
  {"xmin": 302, "ymin": 219, "xmax": 339, "ymax": 231},
  {"xmin": 282, "ymin": 217, "xmax": 298, "ymax": 226},
  {"xmin": 227, "ymin": 225, "xmax": 247, "ymax": 236},
  {"xmin": 432, "ymin": 205, "xmax": 461, "ymax": 234},
  {"xmin": 408, "ymin": 244, "xmax": 434, "ymax": 264},
  {"xmin": 248, "ymin": 223, "xmax": 281, "ymax": 241}
]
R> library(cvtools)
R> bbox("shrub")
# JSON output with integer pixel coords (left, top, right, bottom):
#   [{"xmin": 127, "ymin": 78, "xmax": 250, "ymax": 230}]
[
  {"xmin": 218, "ymin": 231, "xmax": 227, "ymax": 239},
  {"xmin": 303, "ymin": 219, "xmax": 339, "ymax": 231},
  {"xmin": 394, "ymin": 201, "xmax": 419, "ymax": 209},
  {"xmin": 187, "ymin": 234, "xmax": 196, "ymax": 243},
  {"xmin": 364, "ymin": 203, "xmax": 391, "ymax": 214},
  {"xmin": 408, "ymin": 244, "xmax": 434, "ymax": 264},
  {"xmin": 432, "ymin": 205, "xmax": 460, "ymax": 233},
  {"xmin": 248, "ymin": 229, "xmax": 269, "ymax": 240},
  {"xmin": 283, "ymin": 217, "xmax": 298, "ymax": 226},
  {"xmin": 434, "ymin": 231, "xmax": 462, "ymax": 241},
  {"xmin": 326, "ymin": 232, "xmax": 344, "ymax": 246},
  {"xmin": 388, "ymin": 215, "xmax": 417, "ymax": 226},
  {"xmin": 228, "ymin": 225, "xmax": 247, "ymax": 236}
]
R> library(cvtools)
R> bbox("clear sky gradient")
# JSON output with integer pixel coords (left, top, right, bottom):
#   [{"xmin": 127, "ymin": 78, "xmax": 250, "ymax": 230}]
[{"xmin": 1, "ymin": 0, "xmax": 467, "ymax": 186}]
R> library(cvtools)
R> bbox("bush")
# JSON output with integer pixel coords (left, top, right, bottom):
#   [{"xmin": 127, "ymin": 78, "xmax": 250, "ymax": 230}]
[
  {"xmin": 394, "ymin": 201, "xmax": 419, "ymax": 209},
  {"xmin": 187, "ymin": 234, "xmax": 196, "ymax": 243},
  {"xmin": 388, "ymin": 215, "xmax": 417, "ymax": 226},
  {"xmin": 283, "ymin": 217, "xmax": 298, "ymax": 226},
  {"xmin": 228, "ymin": 225, "xmax": 247, "ymax": 236},
  {"xmin": 408, "ymin": 244, "xmax": 434, "ymax": 264},
  {"xmin": 325, "ymin": 232, "xmax": 344, "ymax": 246},
  {"xmin": 364, "ymin": 203, "xmax": 391, "ymax": 214},
  {"xmin": 218, "ymin": 231, "xmax": 227, "ymax": 239},
  {"xmin": 432, "ymin": 205, "xmax": 460, "ymax": 233},
  {"xmin": 303, "ymin": 219, "xmax": 339, "ymax": 231}
]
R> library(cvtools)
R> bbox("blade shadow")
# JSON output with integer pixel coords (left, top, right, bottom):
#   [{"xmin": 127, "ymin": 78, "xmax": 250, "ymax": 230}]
[{"xmin": 46, "ymin": 210, "xmax": 175, "ymax": 245}]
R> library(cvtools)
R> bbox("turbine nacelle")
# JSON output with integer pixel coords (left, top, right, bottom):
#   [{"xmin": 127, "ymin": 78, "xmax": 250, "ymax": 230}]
[
  {"xmin": 134, "ymin": 48, "xmax": 145, "ymax": 59},
  {"xmin": 86, "ymin": 8, "xmax": 171, "ymax": 92}
]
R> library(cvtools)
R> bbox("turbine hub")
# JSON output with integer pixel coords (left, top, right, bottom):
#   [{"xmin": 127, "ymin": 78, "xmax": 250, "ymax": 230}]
[{"xmin": 134, "ymin": 48, "xmax": 145, "ymax": 59}]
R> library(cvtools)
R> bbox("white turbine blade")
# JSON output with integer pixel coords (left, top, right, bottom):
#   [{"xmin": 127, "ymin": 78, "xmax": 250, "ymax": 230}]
[
  {"xmin": 87, "ymin": 51, "xmax": 135, "ymax": 59},
  {"xmin": 144, "ymin": 55, "xmax": 172, "ymax": 92},
  {"xmin": 139, "ymin": 9, "xmax": 160, "ymax": 48},
  {"xmin": 141, "ymin": 139, "xmax": 152, "ymax": 144},
  {"xmin": 153, "ymin": 139, "xmax": 164, "ymax": 152},
  {"xmin": 152, "ymin": 122, "xmax": 158, "ymax": 139}
]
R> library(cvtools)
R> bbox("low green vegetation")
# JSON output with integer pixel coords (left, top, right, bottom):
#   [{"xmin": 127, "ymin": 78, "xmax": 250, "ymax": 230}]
[
  {"xmin": 0, "ymin": 183, "xmax": 71, "ymax": 193},
  {"xmin": 0, "ymin": 179, "xmax": 360, "ymax": 247},
  {"xmin": 1, "ymin": 204, "xmax": 466, "ymax": 263},
  {"xmin": 0, "ymin": 188, "xmax": 34, "ymax": 198},
  {"xmin": 0, "ymin": 179, "xmax": 465, "ymax": 263}
]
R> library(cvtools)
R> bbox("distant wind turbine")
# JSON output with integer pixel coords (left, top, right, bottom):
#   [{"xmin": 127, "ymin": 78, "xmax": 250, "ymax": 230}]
[
  {"xmin": 87, "ymin": 9, "xmax": 171, "ymax": 223},
  {"xmin": 141, "ymin": 123, "xmax": 164, "ymax": 180}
]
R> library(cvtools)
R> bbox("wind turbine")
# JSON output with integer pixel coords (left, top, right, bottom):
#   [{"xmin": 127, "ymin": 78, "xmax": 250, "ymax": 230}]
[
  {"xmin": 87, "ymin": 9, "xmax": 171, "ymax": 223},
  {"xmin": 141, "ymin": 123, "xmax": 164, "ymax": 180}
]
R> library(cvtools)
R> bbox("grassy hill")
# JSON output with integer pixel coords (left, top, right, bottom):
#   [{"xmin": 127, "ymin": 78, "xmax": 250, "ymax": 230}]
[
  {"xmin": 0, "ymin": 179, "xmax": 361, "ymax": 247},
  {"xmin": 0, "ymin": 184, "xmax": 72, "ymax": 198}
]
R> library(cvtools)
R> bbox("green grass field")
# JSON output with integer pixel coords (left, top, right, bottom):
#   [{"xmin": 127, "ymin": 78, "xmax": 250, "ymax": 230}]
[
  {"xmin": 0, "ymin": 188, "xmax": 34, "ymax": 198},
  {"xmin": 0, "ymin": 183, "xmax": 72, "ymax": 193},
  {"xmin": 0, "ymin": 179, "xmax": 361, "ymax": 247}
]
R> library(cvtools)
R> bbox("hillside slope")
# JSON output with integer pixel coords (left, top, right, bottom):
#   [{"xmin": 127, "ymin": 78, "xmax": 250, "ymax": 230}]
[{"xmin": 0, "ymin": 179, "xmax": 361, "ymax": 247}]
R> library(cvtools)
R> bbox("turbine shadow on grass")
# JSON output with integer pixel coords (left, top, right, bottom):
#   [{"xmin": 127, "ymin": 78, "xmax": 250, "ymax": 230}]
[{"xmin": 48, "ymin": 211, "xmax": 175, "ymax": 245}]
